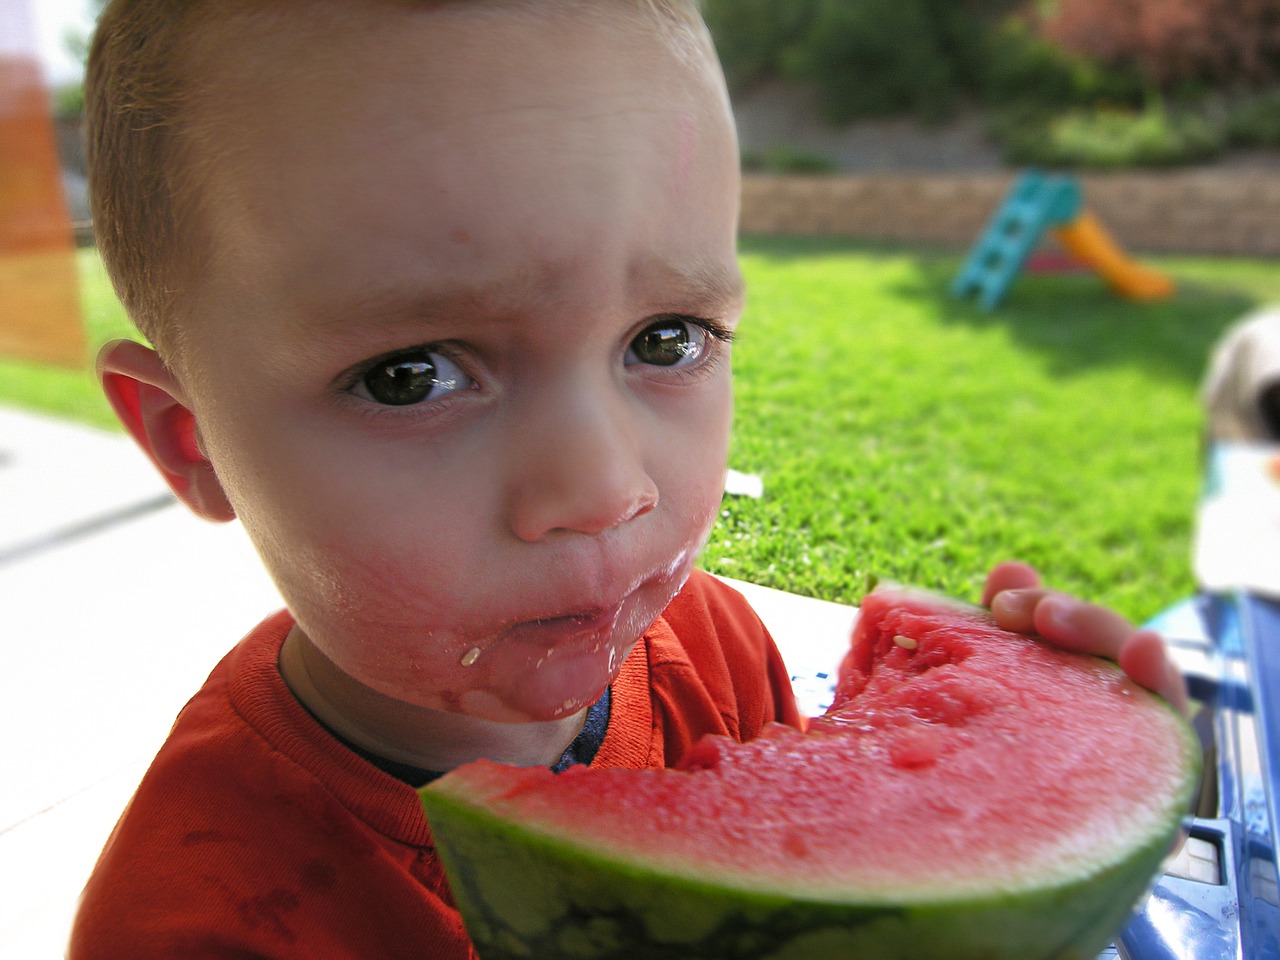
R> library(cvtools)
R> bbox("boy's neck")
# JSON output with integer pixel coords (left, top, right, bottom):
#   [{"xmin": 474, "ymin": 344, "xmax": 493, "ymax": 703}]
[{"xmin": 278, "ymin": 626, "xmax": 589, "ymax": 773}]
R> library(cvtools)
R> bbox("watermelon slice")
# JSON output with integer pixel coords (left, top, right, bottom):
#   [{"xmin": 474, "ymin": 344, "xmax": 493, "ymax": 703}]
[{"xmin": 420, "ymin": 585, "xmax": 1201, "ymax": 959}]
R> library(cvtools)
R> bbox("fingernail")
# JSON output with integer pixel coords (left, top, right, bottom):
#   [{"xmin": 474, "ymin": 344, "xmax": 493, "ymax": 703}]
[{"xmin": 992, "ymin": 589, "xmax": 1032, "ymax": 619}]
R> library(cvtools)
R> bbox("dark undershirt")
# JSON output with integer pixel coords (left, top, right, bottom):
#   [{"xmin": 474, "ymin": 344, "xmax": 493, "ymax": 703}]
[{"xmin": 319, "ymin": 686, "xmax": 613, "ymax": 788}]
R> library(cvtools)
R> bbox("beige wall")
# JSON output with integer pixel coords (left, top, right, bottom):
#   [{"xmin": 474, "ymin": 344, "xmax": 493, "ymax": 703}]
[{"xmin": 740, "ymin": 172, "xmax": 1280, "ymax": 257}]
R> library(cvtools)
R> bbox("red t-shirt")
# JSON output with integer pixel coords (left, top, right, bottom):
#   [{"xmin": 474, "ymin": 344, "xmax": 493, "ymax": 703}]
[{"xmin": 69, "ymin": 570, "xmax": 800, "ymax": 959}]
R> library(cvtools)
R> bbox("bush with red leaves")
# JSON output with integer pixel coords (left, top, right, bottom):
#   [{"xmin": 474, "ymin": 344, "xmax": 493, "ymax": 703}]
[{"xmin": 1038, "ymin": 0, "xmax": 1280, "ymax": 89}]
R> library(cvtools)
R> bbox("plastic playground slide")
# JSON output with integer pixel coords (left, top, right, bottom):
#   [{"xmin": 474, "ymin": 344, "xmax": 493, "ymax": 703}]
[
  {"xmin": 1054, "ymin": 211, "xmax": 1175, "ymax": 302},
  {"xmin": 952, "ymin": 171, "xmax": 1176, "ymax": 310}
]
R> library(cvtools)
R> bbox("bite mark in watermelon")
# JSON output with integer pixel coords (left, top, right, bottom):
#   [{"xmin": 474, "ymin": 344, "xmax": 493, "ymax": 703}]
[{"xmin": 420, "ymin": 584, "xmax": 1202, "ymax": 960}]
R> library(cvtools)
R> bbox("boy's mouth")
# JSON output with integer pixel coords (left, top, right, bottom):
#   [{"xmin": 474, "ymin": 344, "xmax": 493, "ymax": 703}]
[
  {"xmin": 499, "ymin": 544, "xmax": 697, "ymax": 642},
  {"xmin": 513, "ymin": 606, "xmax": 619, "ymax": 637},
  {"xmin": 459, "ymin": 550, "xmax": 698, "ymax": 721},
  {"xmin": 479, "ymin": 586, "xmax": 659, "ymax": 721},
  {"xmin": 498, "ymin": 601, "xmax": 627, "ymax": 668}
]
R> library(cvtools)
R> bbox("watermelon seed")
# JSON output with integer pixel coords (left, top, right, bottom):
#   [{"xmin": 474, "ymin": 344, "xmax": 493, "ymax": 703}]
[
  {"xmin": 459, "ymin": 646, "xmax": 481, "ymax": 667},
  {"xmin": 893, "ymin": 635, "xmax": 918, "ymax": 650}
]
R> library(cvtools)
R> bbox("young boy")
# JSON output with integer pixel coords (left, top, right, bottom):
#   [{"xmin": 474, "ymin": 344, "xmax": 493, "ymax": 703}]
[{"xmin": 70, "ymin": 1, "xmax": 1186, "ymax": 956}]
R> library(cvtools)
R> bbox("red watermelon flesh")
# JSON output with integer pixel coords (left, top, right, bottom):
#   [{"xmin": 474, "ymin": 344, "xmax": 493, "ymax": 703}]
[{"xmin": 421, "ymin": 585, "xmax": 1200, "ymax": 959}]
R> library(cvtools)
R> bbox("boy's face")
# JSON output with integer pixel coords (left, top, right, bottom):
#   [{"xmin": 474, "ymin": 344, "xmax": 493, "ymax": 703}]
[{"xmin": 174, "ymin": 3, "xmax": 743, "ymax": 723}]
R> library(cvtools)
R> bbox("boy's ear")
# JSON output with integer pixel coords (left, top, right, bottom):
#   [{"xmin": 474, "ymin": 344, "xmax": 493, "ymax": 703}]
[{"xmin": 98, "ymin": 339, "xmax": 236, "ymax": 522}]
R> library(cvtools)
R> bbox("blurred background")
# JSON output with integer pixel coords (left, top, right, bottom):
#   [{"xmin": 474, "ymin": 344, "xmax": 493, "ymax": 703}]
[{"xmin": 705, "ymin": 0, "xmax": 1280, "ymax": 175}]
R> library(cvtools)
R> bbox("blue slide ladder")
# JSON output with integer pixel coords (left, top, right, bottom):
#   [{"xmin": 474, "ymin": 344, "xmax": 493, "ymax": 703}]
[{"xmin": 951, "ymin": 171, "xmax": 1082, "ymax": 311}]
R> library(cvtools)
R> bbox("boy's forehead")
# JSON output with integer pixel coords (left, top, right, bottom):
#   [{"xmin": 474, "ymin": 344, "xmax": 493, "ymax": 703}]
[
  {"xmin": 175, "ymin": 0, "xmax": 741, "ymax": 349},
  {"xmin": 188, "ymin": 0, "xmax": 713, "ymax": 97},
  {"xmin": 185, "ymin": 0, "xmax": 733, "ymax": 222}
]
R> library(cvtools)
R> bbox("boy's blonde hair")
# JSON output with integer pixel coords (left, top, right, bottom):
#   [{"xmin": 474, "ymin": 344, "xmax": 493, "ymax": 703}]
[{"xmin": 86, "ymin": 0, "xmax": 709, "ymax": 361}]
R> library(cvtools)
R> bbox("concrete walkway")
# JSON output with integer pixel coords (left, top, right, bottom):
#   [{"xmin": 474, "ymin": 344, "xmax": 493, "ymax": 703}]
[
  {"xmin": 0, "ymin": 407, "xmax": 286, "ymax": 959},
  {"xmin": 0, "ymin": 405, "xmax": 856, "ymax": 959}
]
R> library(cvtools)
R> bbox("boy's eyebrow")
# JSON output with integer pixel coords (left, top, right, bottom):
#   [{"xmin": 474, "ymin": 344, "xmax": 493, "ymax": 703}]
[
  {"xmin": 304, "ymin": 258, "xmax": 745, "ymax": 334},
  {"xmin": 635, "ymin": 256, "xmax": 746, "ymax": 313},
  {"xmin": 308, "ymin": 271, "xmax": 542, "ymax": 333}
]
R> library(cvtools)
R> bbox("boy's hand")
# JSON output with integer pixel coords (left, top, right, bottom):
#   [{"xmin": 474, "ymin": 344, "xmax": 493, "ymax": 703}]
[{"xmin": 982, "ymin": 561, "xmax": 1190, "ymax": 715}]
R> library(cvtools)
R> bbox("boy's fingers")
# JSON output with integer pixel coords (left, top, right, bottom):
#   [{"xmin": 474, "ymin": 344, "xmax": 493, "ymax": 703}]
[
  {"xmin": 989, "ymin": 587, "xmax": 1053, "ymax": 634},
  {"xmin": 981, "ymin": 561, "xmax": 1042, "ymax": 607},
  {"xmin": 993, "ymin": 591, "xmax": 1191, "ymax": 713},
  {"xmin": 1029, "ymin": 594, "xmax": 1135, "ymax": 660},
  {"xmin": 993, "ymin": 588, "xmax": 1135, "ymax": 659},
  {"xmin": 1119, "ymin": 630, "xmax": 1191, "ymax": 715}
]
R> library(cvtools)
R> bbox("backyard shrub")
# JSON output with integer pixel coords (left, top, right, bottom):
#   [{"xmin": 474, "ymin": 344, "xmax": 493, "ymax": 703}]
[
  {"xmin": 780, "ymin": 0, "xmax": 962, "ymax": 123},
  {"xmin": 979, "ymin": 19, "xmax": 1082, "ymax": 109},
  {"xmin": 704, "ymin": 0, "xmax": 1152, "ymax": 124},
  {"xmin": 1223, "ymin": 88, "xmax": 1280, "ymax": 146},
  {"xmin": 1038, "ymin": 0, "xmax": 1280, "ymax": 92},
  {"xmin": 704, "ymin": 0, "xmax": 1275, "ymax": 169},
  {"xmin": 701, "ymin": 0, "xmax": 817, "ymax": 93},
  {"xmin": 741, "ymin": 145, "xmax": 839, "ymax": 174},
  {"xmin": 997, "ymin": 103, "xmax": 1224, "ymax": 169},
  {"xmin": 979, "ymin": 17, "xmax": 1146, "ymax": 112}
]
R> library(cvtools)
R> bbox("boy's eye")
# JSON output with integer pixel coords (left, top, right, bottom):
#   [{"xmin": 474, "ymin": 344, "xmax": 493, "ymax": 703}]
[
  {"xmin": 625, "ymin": 317, "xmax": 709, "ymax": 368},
  {"xmin": 352, "ymin": 349, "xmax": 469, "ymax": 406}
]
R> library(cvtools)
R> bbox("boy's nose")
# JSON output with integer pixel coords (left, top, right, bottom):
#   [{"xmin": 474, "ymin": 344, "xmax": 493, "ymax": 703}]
[{"xmin": 504, "ymin": 388, "xmax": 659, "ymax": 542}]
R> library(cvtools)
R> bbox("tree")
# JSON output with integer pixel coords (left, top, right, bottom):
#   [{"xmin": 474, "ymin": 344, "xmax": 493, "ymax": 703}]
[
  {"xmin": 702, "ymin": 0, "xmax": 1029, "ymax": 123},
  {"xmin": 1040, "ymin": 0, "xmax": 1280, "ymax": 90},
  {"xmin": 701, "ymin": 0, "xmax": 818, "ymax": 92}
]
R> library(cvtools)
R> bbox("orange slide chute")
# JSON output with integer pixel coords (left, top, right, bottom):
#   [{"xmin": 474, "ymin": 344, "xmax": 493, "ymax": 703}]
[
  {"xmin": 1053, "ymin": 210, "xmax": 1174, "ymax": 303},
  {"xmin": 0, "ymin": 0, "xmax": 84, "ymax": 367}
]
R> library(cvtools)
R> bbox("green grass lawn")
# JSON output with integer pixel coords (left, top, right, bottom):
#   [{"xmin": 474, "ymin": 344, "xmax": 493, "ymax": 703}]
[
  {"xmin": 705, "ymin": 236, "xmax": 1280, "ymax": 622},
  {"xmin": 6, "ymin": 241, "xmax": 1278, "ymax": 622}
]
